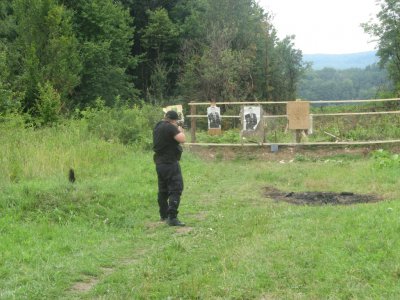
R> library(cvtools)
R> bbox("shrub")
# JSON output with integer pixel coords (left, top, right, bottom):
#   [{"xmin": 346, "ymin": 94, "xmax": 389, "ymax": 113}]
[
  {"xmin": 36, "ymin": 81, "xmax": 62, "ymax": 126},
  {"xmin": 371, "ymin": 149, "xmax": 400, "ymax": 168},
  {"xmin": 196, "ymin": 129, "xmax": 241, "ymax": 143},
  {"xmin": 82, "ymin": 99, "xmax": 163, "ymax": 148}
]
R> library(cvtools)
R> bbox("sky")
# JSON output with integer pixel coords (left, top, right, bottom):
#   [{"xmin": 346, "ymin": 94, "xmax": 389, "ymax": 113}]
[{"xmin": 258, "ymin": 0, "xmax": 380, "ymax": 54}]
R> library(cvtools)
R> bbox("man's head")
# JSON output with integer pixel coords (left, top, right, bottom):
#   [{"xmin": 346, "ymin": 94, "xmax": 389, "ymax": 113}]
[{"xmin": 165, "ymin": 110, "xmax": 179, "ymax": 122}]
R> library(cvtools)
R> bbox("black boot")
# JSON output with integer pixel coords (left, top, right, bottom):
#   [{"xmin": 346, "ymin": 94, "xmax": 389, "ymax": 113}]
[{"xmin": 167, "ymin": 217, "xmax": 185, "ymax": 226}]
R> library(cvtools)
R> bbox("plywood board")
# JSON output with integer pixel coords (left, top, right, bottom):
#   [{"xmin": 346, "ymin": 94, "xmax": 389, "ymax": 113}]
[
  {"xmin": 287, "ymin": 101, "xmax": 310, "ymax": 130},
  {"xmin": 208, "ymin": 128, "xmax": 222, "ymax": 136}
]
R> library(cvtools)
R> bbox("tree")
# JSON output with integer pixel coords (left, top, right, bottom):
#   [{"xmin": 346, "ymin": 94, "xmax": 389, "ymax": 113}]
[
  {"xmin": 141, "ymin": 8, "xmax": 179, "ymax": 60},
  {"xmin": 0, "ymin": 42, "xmax": 23, "ymax": 113},
  {"xmin": 267, "ymin": 36, "xmax": 306, "ymax": 103},
  {"xmin": 178, "ymin": 27, "xmax": 254, "ymax": 101},
  {"xmin": 363, "ymin": 0, "xmax": 400, "ymax": 91},
  {"xmin": 141, "ymin": 8, "xmax": 180, "ymax": 103},
  {"xmin": 0, "ymin": 1, "xmax": 16, "ymax": 42},
  {"xmin": 10, "ymin": 0, "xmax": 82, "ymax": 111},
  {"xmin": 36, "ymin": 81, "xmax": 62, "ymax": 125},
  {"xmin": 115, "ymin": 0, "xmax": 307, "ymax": 104},
  {"xmin": 63, "ymin": 0, "xmax": 138, "ymax": 106},
  {"xmin": 119, "ymin": 0, "xmax": 182, "ymax": 99}
]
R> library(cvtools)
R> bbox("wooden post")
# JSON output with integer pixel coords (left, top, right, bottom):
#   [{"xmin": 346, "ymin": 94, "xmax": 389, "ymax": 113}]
[
  {"xmin": 190, "ymin": 102, "xmax": 196, "ymax": 143},
  {"xmin": 295, "ymin": 129, "xmax": 302, "ymax": 143}
]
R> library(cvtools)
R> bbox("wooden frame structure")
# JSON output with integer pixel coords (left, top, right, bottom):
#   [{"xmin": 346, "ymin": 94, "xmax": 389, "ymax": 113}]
[{"xmin": 187, "ymin": 98, "xmax": 400, "ymax": 146}]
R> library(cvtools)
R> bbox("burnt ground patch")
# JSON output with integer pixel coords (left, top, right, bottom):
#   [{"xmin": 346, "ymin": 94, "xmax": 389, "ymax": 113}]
[{"xmin": 265, "ymin": 186, "xmax": 382, "ymax": 205}]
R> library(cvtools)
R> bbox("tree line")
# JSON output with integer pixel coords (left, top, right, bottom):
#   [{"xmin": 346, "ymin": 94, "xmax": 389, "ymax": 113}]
[
  {"xmin": 0, "ymin": 0, "xmax": 305, "ymax": 120},
  {"xmin": 0, "ymin": 0, "xmax": 399, "ymax": 123},
  {"xmin": 298, "ymin": 65, "xmax": 391, "ymax": 101}
]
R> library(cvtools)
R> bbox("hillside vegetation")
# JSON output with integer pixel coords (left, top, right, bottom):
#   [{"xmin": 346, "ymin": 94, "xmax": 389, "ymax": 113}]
[
  {"xmin": 303, "ymin": 51, "xmax": 379, "ymax": 70},
  {"xmin": 298, "ymin": 65, "xmax": 391, "ymax": 101}
]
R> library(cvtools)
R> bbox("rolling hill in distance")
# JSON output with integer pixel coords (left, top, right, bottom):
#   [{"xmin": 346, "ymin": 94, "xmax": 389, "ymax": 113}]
[{"xmin": 303, "ymin": 51, "xmax": 378, "ymax": 70}]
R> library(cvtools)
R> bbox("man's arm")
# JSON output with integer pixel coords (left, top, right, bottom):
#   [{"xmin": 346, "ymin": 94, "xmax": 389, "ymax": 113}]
[{"xmin": 174, "ymin": 126, "xmax": 185, "ymax": 143}]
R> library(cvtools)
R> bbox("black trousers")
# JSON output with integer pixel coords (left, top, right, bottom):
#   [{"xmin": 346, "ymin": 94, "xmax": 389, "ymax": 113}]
[{"xmin": 155, "ymin": 162, "xmax": 183, "ymax": 219}]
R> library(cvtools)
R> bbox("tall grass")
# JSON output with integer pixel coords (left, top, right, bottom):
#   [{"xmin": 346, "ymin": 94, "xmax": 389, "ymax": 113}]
[
  {"xmin": 0, "ymin": 103, "xmax": 163, "ymax": 183},
  {"xmin": 0, "ymin": 120, "xmax": 129, "ymax": 184}
]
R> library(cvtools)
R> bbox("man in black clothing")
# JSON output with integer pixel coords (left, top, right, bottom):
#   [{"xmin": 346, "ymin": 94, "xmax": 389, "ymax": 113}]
[{"xmin": 153, "ymin": 110, "xmax": 186, "ymax": 226}]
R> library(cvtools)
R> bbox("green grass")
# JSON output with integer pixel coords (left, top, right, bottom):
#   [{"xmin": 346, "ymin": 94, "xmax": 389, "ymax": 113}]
[{"xmin": 1, "ymin": 121, "xmax": 400, "ymax": 299}]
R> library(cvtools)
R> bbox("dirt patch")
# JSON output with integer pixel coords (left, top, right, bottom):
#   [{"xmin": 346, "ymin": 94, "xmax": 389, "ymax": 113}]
[
  {"xmin": 265, "ymin": 186, "xmax": 382, "ymax": 205},
  {"xmin": 120, "ymin": 249, "xmax": 148, "ymax": 266},
  {"xmin": 100, "ymin": 267, "xmax": 114, "ymax": 275},
  {"xmin": 174, "ymin": 226, "xmax": 194, "ymax": 234},
  {"xmin": 120, "ymin": 257, "xmax": 140, "ymax": 266},
  {"xmin": 187, "ymin": 144, "xmax": 399, "ymax": 162},
  {"xmin": 71, "ymin": 277, "xmax": 99, "ymax": 293},
  {"xmin": 70, "ymin": 267, "xmax": 114, "ymax": 293},
  {"xmin": 145, "ymin": 220, "xmax": 166, "ymax": 230},
  {"xmin": 188, "ymin": 211, "xmax": 208, "ymax": 221}
]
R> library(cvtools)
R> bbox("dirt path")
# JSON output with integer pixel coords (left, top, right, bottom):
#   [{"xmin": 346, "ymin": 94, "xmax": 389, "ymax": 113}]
[{"xmin": 187, "ymin": 143, "xmax": 400, "ymax": 162}]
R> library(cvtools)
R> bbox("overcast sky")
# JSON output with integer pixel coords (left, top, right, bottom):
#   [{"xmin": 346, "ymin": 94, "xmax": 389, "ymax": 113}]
[{"xmin": 258, "ymin": 0, "xmax": 380, "ymax": 54}]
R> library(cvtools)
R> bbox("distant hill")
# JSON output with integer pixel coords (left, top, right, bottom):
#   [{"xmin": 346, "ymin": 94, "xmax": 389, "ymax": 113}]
[{"xmin": 303, "ymin": 51, "xmax": 379, "ymax": 70}]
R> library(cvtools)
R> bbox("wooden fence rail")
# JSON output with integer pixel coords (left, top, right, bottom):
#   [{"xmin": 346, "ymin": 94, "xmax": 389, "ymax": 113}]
[{"xmin": 187, "ymin": 98, "xmax": 400, "ymax": 146}]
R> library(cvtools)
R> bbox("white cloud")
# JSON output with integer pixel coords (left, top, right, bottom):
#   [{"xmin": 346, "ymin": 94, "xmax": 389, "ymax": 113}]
[{"xmin": 258, "ymin": 0, "xmax": 379, "ymax": 54}]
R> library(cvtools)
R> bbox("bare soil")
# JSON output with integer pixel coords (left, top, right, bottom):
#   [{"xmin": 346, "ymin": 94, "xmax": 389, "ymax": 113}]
[
  {"xmin": 71, "ymin": 277, "xmax": 99, "ymax": 293},
  {"xmin": 186, "ymin": 144, "xmax": 386, "ymax": 162},
  {"xmin": 70, "ymin": 267, "xmax": 114, "ymax": 293},
  {"xmin": 264, "ymin": 186, "xmax": 382, "ymax": 206}
]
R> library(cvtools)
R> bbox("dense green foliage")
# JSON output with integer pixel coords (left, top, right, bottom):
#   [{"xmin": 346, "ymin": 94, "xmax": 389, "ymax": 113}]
[
  {"xmin": 363, "ymin": 0, "xmax": 400, "ymax": 91},
  {"xmin": 299, "ymin": 64, "xmax": 391, "ymax": 100},
  {"xmin": 0, "ymin": 0, "xmax": 308, "ymax": 118}
]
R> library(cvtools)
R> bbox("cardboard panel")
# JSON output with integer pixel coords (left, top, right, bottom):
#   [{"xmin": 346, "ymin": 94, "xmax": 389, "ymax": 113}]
[
  {"xmin": 208, "ymin": 128, "xmax": 222, "ymax": 136},
  {"xmin": 287, "ymin": 101, "xmax": 310, "ymax": 130}
]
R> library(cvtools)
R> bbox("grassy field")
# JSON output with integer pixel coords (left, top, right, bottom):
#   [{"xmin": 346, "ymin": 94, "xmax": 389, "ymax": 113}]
[{"xmin": 1, "ymin": 121, "xmax": 400, "ymax": 299}]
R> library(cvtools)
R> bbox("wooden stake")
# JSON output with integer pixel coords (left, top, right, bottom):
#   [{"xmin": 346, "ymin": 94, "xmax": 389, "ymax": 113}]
[{"xmin": 190, "ymin": 102, "xmax": 196, "ymax": 143}]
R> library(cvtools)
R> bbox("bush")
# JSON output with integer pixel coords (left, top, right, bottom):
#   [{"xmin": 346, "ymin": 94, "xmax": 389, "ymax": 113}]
[
  {"xmin": 82, "ymin": 99, "xmax": 163, "ymax": 148},
  {"xmin": 371, "ymin": 149, "xmax": 400, "ymax": 168},
  {"xmin": 0, "ymin": 112, "xmax": 28, "ymax": 130},
  {"xmin": 196, "ymin": 129, "xmax": 241, "ymax": 143},
  {"xmin": 36, "ymin": 81, "xmax": 62, "ymax": 126}
]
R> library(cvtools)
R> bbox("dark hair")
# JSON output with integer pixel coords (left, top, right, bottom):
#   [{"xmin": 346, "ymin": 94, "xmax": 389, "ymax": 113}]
[{"xmin": 165, "ymin": 110, "xmax": 179, "ymax": 120}]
